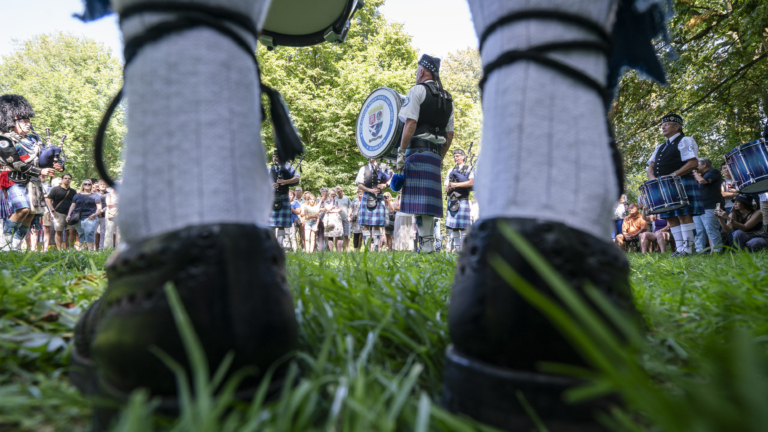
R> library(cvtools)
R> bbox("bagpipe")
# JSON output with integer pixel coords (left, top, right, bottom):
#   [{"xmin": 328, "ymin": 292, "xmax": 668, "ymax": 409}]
[
  {"xmin": 445, "ymin": 142, "xmax": 475, "ymax": 212},
  {"xmin": 35, "ymin": 127, "xmax": 67, "ymax": 171}
]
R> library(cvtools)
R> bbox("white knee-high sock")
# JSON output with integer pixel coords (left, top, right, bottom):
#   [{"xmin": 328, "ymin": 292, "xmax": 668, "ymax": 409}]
[
  {"xmin": 417, "ymin": 215, "xmax": 435, "ymax": 252},
  {"xmin": 467, "ymin": 0, "xmax": 618, "ymax": 240},
  {"xmin": 451, "ymin": 230, "xmax": 462, "ymax": 252},
  {"xmin": 670, "ymin": 225, "xmax": 683, "ymax": 252},
  {"xmin": 680, "ymin": 223, "xmax": 696, "ymax": 254},
  {"xmin": 114, "ymin": 0, "xmax": 273, "ymax": 245}
]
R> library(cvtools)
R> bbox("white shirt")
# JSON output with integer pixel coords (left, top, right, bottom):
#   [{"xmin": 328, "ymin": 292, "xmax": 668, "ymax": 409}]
[
  {"xmin": 355, "ymin": 163, "xmax": 378, "ymax": 185},
  {"xmin": 647, "ymin": 133, "xmax": 699, "ymax": 165},
  {"xmin": 399, "ymin": 80, "xmax": 455, "ymax": 143},
  {"xmin": 444, "ymin": 164, "xmax": 474, "ymax": 186}
]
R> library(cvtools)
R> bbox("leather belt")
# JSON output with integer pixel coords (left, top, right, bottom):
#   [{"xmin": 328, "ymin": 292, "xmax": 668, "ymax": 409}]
[{"xmin": 408, "ymin": 139, "xmax": 440, "ymax": 153}]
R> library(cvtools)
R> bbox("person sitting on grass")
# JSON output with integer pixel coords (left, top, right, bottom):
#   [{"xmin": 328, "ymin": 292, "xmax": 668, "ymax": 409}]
[
  {"xmin": 615, "ymin": 204, "xmax": 647, "ymax": 252},
  {"xmin": 640, "ymin": 215, "xmax": 670, "ymax": 253},
  {"xmin": 714, "ymin": 194, "xmax": 768, "ymax": 252}
]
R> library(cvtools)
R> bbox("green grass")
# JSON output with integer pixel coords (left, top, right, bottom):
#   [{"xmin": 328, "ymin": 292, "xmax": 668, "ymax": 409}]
[{"xmin": 1, "ymin": 247, "xmax": 767, "ymax": 431}]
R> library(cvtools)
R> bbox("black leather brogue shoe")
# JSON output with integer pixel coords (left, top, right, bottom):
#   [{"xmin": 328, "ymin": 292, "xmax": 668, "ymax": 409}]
[
  {"xmin": 443, "ymin": 218, "xmax": 636, "ymax": 431},
  {"xmin": 70, "ymin": 224, "xmax": 298, "ymax": 427}
]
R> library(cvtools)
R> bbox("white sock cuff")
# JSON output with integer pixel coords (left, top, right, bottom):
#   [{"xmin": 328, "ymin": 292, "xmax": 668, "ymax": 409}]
[
  {"xmin": 670, "ymin": 225, "xmax": 682, "ymax": 235},
  {"xmin": 680, "ymin": 223, "xmax": 696, "ymax": 232}
]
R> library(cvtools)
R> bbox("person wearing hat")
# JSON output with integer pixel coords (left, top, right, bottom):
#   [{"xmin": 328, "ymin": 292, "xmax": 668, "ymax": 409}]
[
  {"xmin": 270, "ymin": 150, "xmax": 300, "ymax": 246},
  {"xmin": 355, "ymin": 158, "xmax": 389, "ymax": 250},
  {"xmin": 0, "ymin": 95, "xmax": 62, "ymax": 251},
  {"xmin": 646, "ymin": 113, "xmax": 703, "ymax": 256},
  {"xmin": 395, "ymin": 54, "xmax": 455, "ymax": 253},
  {"xmin": 444, "ymin": 148, "xmax": 474, "ymax": 252},
  {"xmin": 714, "ymin": 194, "xmax": 768, "ymax": 251}
]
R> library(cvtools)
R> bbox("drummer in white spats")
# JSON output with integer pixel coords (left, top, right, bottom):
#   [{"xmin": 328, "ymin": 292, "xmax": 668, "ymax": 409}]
[{"xmin": 647, "ymin": 113, "xmax": 704, "ymax": 257}]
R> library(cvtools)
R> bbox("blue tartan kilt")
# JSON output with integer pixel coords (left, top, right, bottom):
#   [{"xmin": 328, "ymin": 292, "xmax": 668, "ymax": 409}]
[
  {"xmin": 0, "ymin": 190, "xmax": 11, "ymax": 219},
  {"xmin": 401, "ymin": 149, "xmax": 443, "ymax": 218},
  {"xmin": 6, "ymin": 184, "xmax": 30, "ymax": 214},
  {"xmin": 269, "ymin": 193, "xmax": 293, "ymax": 228},
  {"xmin": 445, "ymin": 199, "xmax": 471, "ymax": 229},
  {"xmin": 358, "ymin": 192, "xmax": 386, "ymax": 226},
  {"xmin": 657, "ymin": 175, "xmax": 704, "ymax": 219}
]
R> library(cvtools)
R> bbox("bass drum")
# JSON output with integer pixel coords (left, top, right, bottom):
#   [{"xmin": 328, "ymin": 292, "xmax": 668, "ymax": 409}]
[
  {"xmin": 260, "ymin": 0, "xmax": 364, "ymax": 48},
  {"xmin": 356, "ymin": 87, "xmax": 407, "ymax": 161}
]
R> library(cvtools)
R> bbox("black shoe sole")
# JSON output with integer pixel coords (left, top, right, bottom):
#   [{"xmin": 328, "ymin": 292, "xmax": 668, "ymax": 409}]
[{"xmin": 442, "ymin": 346, "xmax": 613, "ymax": 432}]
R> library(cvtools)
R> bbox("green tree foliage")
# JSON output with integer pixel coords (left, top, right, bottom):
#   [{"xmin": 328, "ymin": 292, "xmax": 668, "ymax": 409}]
[
  {"xmin": 613, "ymin": 0, "xmax": 768, "ymax": 177},
  {"xmin": 0, "ymin": 32, "xmax": 124, "ymax": 183},
  {"xmin": 258, "ymin": 0, "xmax": 418, "ymax": 194},
  {"xmin": 438, "ymin": 48, "xmax": 482, "ymax": 184}
]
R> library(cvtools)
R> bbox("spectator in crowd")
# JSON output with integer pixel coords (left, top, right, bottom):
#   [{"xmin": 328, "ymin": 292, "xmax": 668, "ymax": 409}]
[
  {"xmin": 40, "ymin": 176, "xmax": 60, "ymax": 251},
  {"xmin": 393, "ymin": 194, "xmax": 415, "ymax": 251},
  {"xmin": 715, "ymin": 194, "xmax": 768, "ymax": 251},
  {"xmin": 350, "ymin": 189, "xmax": 363, "ymax": 250},
  {"xmin": 46, "ymin": 173, "xmax": 76, "ymax": 250},
  {"xmin": 383, "ymin": 192, "xmax": 395, "ymax": 251},
  {"xmin": 94, "ymin": 180, "xmax": 109, "ymax": 250},
  {"xmin": 294, "ymin": 187, "xmax": 305, "ymax": 247},
  {"xmin": 65, "ymin": 180, "xmax": 102, "ymax": 251},
  {"xmin": 640, "ymin": 215, "xmax": 671, "ymax": 253},
  {"xmin": 317, "ymin": 187, "xmax": 330, "ymax": 251},
  {"xmin": 302, "ymin": 194, "xmax": 320, "ymax": 253},
  {"xmin": 335, "ymin": 186, "xmax": 352, "ymax": 252},
  {"xmin": 615, "ymin": 203, "xmax": 646, "ymax": 252},
  {"xmin": 104, "ymin": 185, "xmax": 120, "ymax": 249},
  {"xmin": 760, "ymin": 192, "xmax": 768, "ymax": 233},
  {"xmin": 288, "ymin": 190, "xmax": 302, "ymax": 251},
  {"xmin": 612, "ymin": 194, "xmax": 627, "ymax": 240},
  {"xmin": 721, "ymin": 163, "xmax": 739, "ymax": 213},
  {"xmin": 324, "ymin": 190, "xmax": 344, "ymax": 251},
  {"xmin": 692, "ymin": 157, "xmax": 725, "ymax": 253}
]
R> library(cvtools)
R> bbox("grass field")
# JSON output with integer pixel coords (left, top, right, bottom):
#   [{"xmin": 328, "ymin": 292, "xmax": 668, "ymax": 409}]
[{"xmin": 1, "ymin": 246, "xmax": 767, "ymax": 432}]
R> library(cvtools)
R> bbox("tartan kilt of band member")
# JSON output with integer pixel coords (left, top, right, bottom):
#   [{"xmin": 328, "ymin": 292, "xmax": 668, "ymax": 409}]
[
  {"xmin": 269, "ymin": 193, "xmax": 293, "ymax": 228},
  {"xmin": 0, "ymin": 191, "xmax": 11, "ymax": 219},
  {"xmin": 5, "ymin": 184, "xmax": 31, "ymax": 214},
  {"xmin": 401, "ymin": 150, "xmax": 443, "ymax": 218},
  {"xmin": 445, "ymin": 199, "xmax": 471, "ymax": 230},
  {"xmin": 358, "ymin": 192, "xmax": 386, "ymax": 226},
  {"xmin": 656, "ymin": 175, "xmax": 704, "ymax": 219}
]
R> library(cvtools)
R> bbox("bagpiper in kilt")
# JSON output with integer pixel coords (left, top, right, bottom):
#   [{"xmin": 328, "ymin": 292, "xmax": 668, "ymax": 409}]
[
  {"xmin": 647, "ymin": 113, "xmax": 703, "ymax": 257},
  {"xmin": 269, "ymin": 151, "xmax": 300, "ymax": 246},
  {"xmin": 444, "ymin": 148, "xmax": 474, "ymax": 251},
  {"xmin": 356, "ymin": 159, "xmax": 389, "ymax": 250},
  {"xmin": 395, "ymin": 54, "xmax": 455, "ymax": 253},
  {"xmin": 0, "ymin": 95, "xmax": 61, "ymax": 251}
]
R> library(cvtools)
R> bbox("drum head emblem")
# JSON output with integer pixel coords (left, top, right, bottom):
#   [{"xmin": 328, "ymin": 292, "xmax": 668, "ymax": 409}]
[{"xmin": 369, "ymin": 110, "xmax": 383, "ymax": 138}]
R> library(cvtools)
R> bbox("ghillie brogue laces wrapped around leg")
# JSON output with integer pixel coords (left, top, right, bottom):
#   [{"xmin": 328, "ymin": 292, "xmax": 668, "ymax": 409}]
[
  {"xmin": 70, "ymin": 224, "xmax": 298, "ymax": 427},
  {"xmin": 443, "ymin": 218, "xmax": 637, "ymax": 431}
]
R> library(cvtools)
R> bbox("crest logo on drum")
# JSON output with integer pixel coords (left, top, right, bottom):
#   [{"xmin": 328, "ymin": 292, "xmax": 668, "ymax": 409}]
[{"xmin": 369, "ymin": 108, "xmax": 384, "ymax": 139}]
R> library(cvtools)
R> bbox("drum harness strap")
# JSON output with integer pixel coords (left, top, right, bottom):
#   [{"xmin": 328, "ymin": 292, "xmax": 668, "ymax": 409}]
[
  {"xmin": 477, "ymin": 10, "xmax": 625, "ymax": 196},
  {"xmin": 93, "ymin": 3, "xmax": 304, "ymax": 187}
]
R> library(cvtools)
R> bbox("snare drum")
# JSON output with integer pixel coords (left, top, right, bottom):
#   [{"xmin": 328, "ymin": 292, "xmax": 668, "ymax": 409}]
[
  {"xmin": 356, "ymin": 87, "xmax": 407, "ymax": 161},
  {"xmin": 725, "ymin": 139, "xmax": 768, "ymax": 193},
  {"xmin": 639, "ymin": 175, "xmax": 689, "ymax": 215}
]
